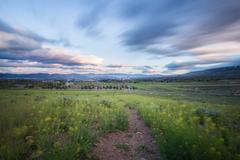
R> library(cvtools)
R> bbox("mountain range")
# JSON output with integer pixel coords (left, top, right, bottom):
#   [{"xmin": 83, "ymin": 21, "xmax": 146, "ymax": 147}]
[{"xmin": 0, "ymin": 66, "xmax": 240, "ymax": 80}]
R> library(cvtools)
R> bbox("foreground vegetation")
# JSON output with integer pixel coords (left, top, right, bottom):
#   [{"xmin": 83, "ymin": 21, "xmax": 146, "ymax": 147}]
[
  {"xmin": 0, "ymin": 82, "xmax": 240, "ymax": 159},
  {"xmin": 0, "ymin": 90, "xmax": 128, "ymax": 159}
]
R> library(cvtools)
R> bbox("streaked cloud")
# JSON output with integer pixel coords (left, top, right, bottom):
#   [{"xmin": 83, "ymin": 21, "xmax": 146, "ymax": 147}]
[
  {"xmin": 106, "ymin": 64, "xmax": 130, "ymax": 68},
  {"xmin": 0, "ymin": 0, "xmax": 240, "ymax": 74},
  {"xmin": 75, "ymin": 0, "xmax": 240, "ymax": 73},
  {"xmin": 29, "ymin": 46, "xmax": 104, "ymax": 66},
  {"xmin": 105, "ymin": 64, "xmax": 159, "ymax": 74},
  {"xmin": 0, "ymin": 19, "xmax": 104, "ymax": 67},
  {"xmin": 119, "ymin": 0, "xmax": 240, "ymax": 53}
]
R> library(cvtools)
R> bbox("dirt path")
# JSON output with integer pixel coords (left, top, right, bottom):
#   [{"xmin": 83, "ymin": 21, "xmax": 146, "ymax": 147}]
[{"xmin": 90, "ymin": 109, "xmax": 161, "ymax": 160}]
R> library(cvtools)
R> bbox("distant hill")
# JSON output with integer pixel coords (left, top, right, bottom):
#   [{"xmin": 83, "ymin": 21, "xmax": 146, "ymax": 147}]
[
  {"xmin": 0, "ymin": 66, "xmax": 239, "ymax": 81},
  {"xmin": 180, "ymin": 66, "xmax": 240, "ymax": 79},
  {"xmin": 129, "ymin": 66, "xmax": 240, "ymax": 81}
]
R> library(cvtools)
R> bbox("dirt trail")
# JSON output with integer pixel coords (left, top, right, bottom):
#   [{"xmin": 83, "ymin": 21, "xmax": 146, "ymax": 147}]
[{"xmin": 91, "ymin": 109, "xmax": 161, "ymax": 160}]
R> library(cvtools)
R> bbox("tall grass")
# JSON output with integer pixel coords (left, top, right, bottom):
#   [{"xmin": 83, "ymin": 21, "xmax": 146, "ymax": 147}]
[
  {"xmin": 0, "ymin": 90, "xmax": 128, "ymax": 159},
  {"xmin": 0, "ymin": 90, "xmax": 239, "ymax": 160},
  {"xmin": 134, "ymin": 97, "xmax": 240, "ymax": 160}
]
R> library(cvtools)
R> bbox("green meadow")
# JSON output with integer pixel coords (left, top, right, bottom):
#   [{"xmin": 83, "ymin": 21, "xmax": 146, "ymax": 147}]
[{"xmin": 0, "ymin": 81, "xmax": 240, "ymax": 160}]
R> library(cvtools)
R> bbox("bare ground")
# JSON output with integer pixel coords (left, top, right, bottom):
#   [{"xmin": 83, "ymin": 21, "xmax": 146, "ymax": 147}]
[{"xmin": 90, "ymin": 109, "xmax": 161, "ymax": 160}]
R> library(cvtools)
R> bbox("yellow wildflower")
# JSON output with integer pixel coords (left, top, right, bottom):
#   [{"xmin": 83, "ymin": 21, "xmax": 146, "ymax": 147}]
[{"xmin": 44, "ymin": 117, "xmax": 52, "ymax": 122}]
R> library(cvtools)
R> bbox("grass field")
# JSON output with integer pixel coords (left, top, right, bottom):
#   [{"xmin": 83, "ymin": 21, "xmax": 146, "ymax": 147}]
[
  {"xmin": 133, "ymin": 80, "xmax": 240, "ymax": 105},
  {"xmin": 0, "ymin": 81, "xmax": 240, "ymax": 160}
]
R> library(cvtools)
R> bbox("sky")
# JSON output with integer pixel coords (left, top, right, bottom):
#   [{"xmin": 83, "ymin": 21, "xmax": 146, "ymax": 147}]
[{"xmin": 0, "ymin": 0, "xmax": 240, "ymax": 75}]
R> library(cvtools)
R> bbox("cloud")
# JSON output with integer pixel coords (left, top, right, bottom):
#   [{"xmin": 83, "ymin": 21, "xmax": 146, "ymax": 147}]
[
  {"xmin": 164, "ymin": 57, "xmax": 240, "ymax": 74},
  {"xmin": 29, "ymin": 46, "xmax": 104, "ymax": 66},
  {"xmin": 0, "ymin": 46, "xmax": 104, "ymax": 66},
  {"xmin": 165, "ymin": 61, "xmax": 220, "ymax": 71},
  {"xmin": 0, "ymin": 19, "xmax": 104, "ymax": 66},
  {"xmin": 187, "ymin": 41, "xmax": 240, "ymax": 67},
  {"xmin": 0, "ymin": 59, "xmax": 60, "ymax": 68},
  {"xmin": 140, "ymin": 68, "xmax": 158, "ymax": 74},
  {"xmin": 106, "ymin": 64, "xmax": 158, "ymax": 74},
  {"xmin": 118, "ymin": 0, "xmax": 240, "ymax": 56},
  {"xmin": 76, "ymin": 0, "xmax": 113, "ymax": 36},
  {"xmin": 164, "ymin": 41, "xmax": 240, "ymax": 73},
  {"xmin": 0, "ymin": 31, "xmax": 41, "ymax": 51},
  {"xmin": 117, "ymin": 0, "xmax": 240, "ymax": 74},
  {"xmin": 0, "ymin": 59, "xmax": 106, "ymax": 74},
  {"xmin": 121, "ymin": 22, "xmax": 176, "ymax": 50},
  {"xmin": 76, "ymin": 11, "xmax": 101, "ymax": 36},
  {"xmin": 106, "ymin": 64, "xmax": 153, "ymax": 70},
  {"xmin": 129, "ymin": 65, "xmax": 156, "ymax": 74},
  {"xmin": 176, "ymin": 21, "xmax": 240, "ymax": 51},
  {"xmin": 76, "ymin": 0, "xmax": 240, "ymax": 60},
  {"xmin": 0, "ymin": 19, "xmax": 52, "ymax": 43},
  {"xmin": 106, "ymin": 64, "xmax": 129, "ymax": 68},
  {"xmin": 132, "ymin": 65, "xmax": 152, "ymax": 70},
  {"xmin": 0, "ymin": 19, "xmax": 47, "ymax": 52},
  {"xmin": 0, "ymin": 59, "xmax": 160, "ymax": 74},
  {"xmin": 2, "ymin": 1, "xmax": 240, "ymax": 74}
]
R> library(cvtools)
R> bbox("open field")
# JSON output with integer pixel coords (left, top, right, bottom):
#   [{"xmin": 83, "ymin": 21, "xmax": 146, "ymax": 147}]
[
  {"xmin": 0, "ymin": 81, "xmax": 240, "ymax": 160},
  {"xmin": 133, "ymin": 80, "xmax": 240, "ymax": 105}
]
